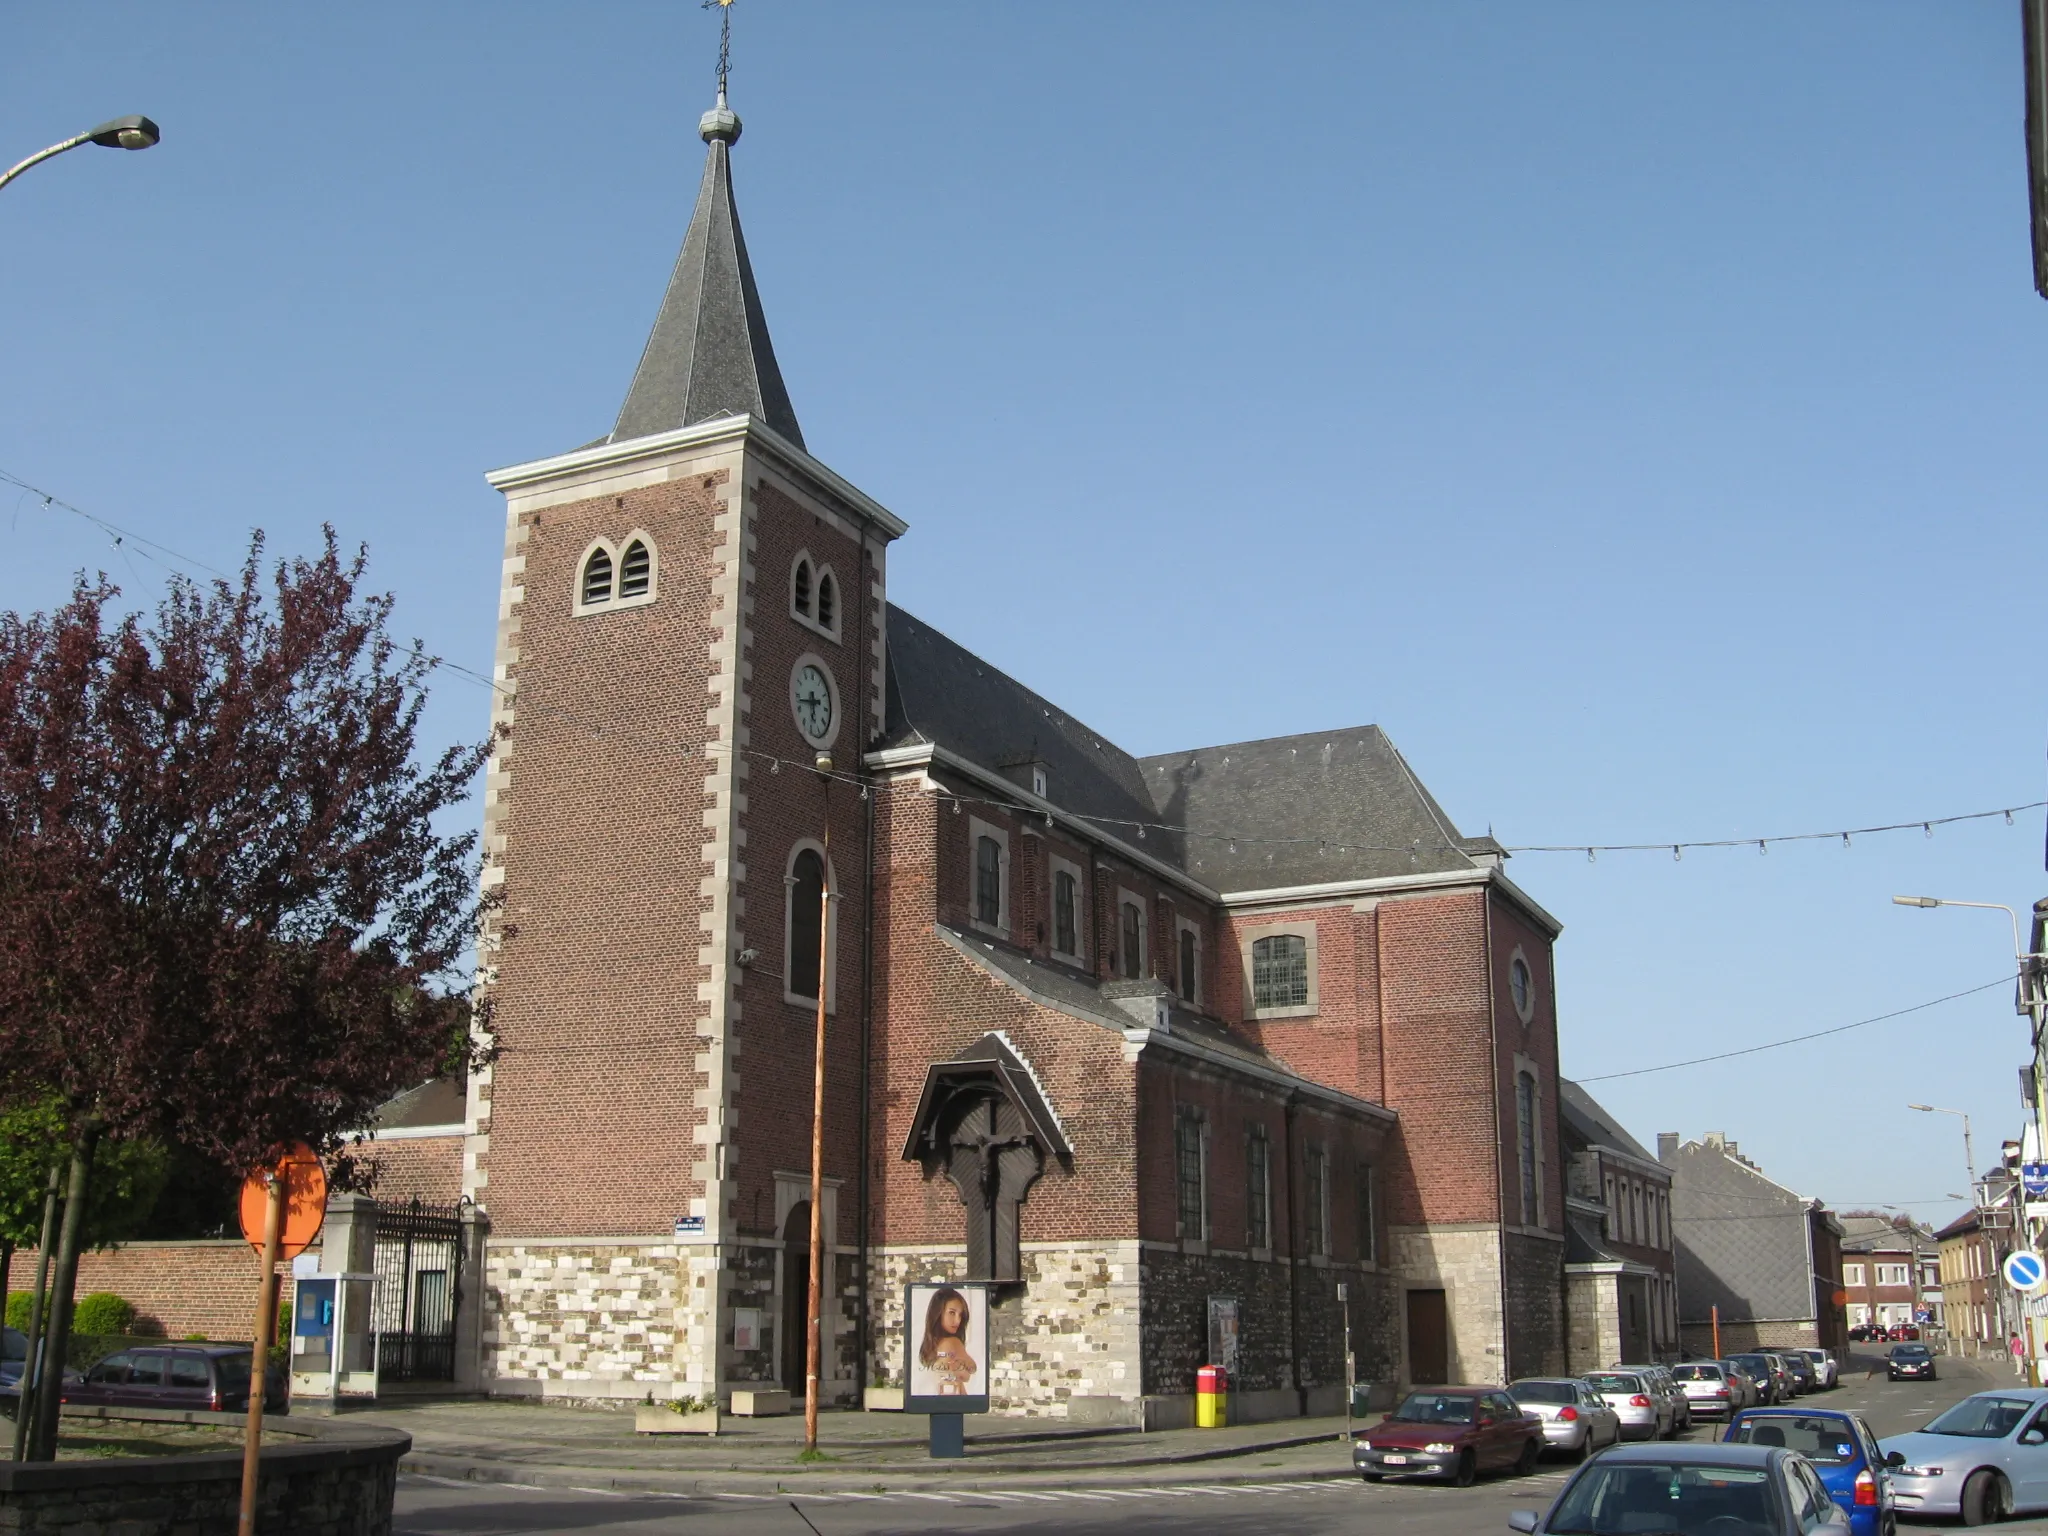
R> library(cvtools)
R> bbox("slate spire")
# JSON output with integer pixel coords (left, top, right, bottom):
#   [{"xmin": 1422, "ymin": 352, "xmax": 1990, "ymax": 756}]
[{"xmin": 609, "ymin": 93, "xmax": 804, "ymax": 448}]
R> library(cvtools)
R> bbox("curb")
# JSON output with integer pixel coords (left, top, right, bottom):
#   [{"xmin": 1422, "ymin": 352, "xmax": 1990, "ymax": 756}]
[{"xmin": 398, "ymin": 1449, "xmax": 1359, "ymax": 1497}]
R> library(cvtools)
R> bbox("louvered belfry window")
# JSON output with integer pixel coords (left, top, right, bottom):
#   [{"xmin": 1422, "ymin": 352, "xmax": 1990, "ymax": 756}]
[
  {"xmin": 1251, "ymin": 934, "xmax": 1308, "ymax": 1009},
  {"xmin": 793, "ymin": 559, "xmax": 812, "ymax": 616},
  {"xmin": 581, "ymin": 547, "xmax": 614, "ymax": 606},
  {"xmin": 618, "ymin": 539, "xmax": 651, "ymax": 598},
  {"xmin": 816, "ymin": 571, "xmax": 835, "ymax": 630}
]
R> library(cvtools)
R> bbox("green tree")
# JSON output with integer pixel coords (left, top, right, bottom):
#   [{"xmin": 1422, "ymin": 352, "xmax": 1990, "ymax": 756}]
[{"xmin": 0, "ymin": 1099, "xmax": 166, "ymax": 1324}]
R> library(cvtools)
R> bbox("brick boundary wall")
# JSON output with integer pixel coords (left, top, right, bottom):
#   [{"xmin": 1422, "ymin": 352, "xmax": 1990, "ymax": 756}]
[{"xmin": 4, "ymin": 1241, "xmax": 296, "ymax": 1342}]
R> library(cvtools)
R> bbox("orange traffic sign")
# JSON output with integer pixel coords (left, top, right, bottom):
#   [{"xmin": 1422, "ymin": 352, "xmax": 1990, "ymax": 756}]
[{"xmin": 238, "ymin": 1145, "xmax": 328, "ymax": 1259}]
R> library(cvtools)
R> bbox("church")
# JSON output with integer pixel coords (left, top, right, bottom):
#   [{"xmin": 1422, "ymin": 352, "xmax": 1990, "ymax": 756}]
[{"xmin": 397, "ymin": 80, "xmax": 1577, "ymax": 1425}]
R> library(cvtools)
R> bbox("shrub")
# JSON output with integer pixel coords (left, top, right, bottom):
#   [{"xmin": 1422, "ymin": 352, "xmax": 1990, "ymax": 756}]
[
  {"xmin": 4, "ymin": 1291, "xmax": 32, "ymax": 1332},
  {"xmin": 71, "ymin": 1293, "xmax": 135, "ymax": 1336}
]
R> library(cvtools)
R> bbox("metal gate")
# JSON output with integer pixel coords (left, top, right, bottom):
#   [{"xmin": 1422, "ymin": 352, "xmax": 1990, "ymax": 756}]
[{"xmin": 372, "ymin": 1197, "xmax": 464, "ymax": 1382}]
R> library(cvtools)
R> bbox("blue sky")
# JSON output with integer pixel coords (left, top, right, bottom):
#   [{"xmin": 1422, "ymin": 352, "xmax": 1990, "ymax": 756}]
[{"xmin": 5, "ymin": 3, "xmax": 2044, "ymax": 1223}]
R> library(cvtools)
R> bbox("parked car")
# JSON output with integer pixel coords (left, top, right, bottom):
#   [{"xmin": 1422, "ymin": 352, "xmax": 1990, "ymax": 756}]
[
  {"xmin": 1613, "ymin": 1363, "xmax": 1689, "ymax": 1433},
  {"xmin": 1886, "ymin": 1343, "xmax": 1937, "ymax": 1382},
  {"xmin": 1758, "ymin": 1352, "xmax": 1801, "ymax": 1400},
  {"xmin": 1719, "ymin": 1360, "xmax": 1763, "ymax": 1412},
  {"xmin": 1731, "ymin": 1353, "xmax": 1784, "ymax": 1406},
  {"xmin": 1724, "ymin": 1407, "xmax": 1896, "ymax": 1536},
  {"xmin": 1353, "ymin": 1387, "xmax": 1546, "ymax": 1486},
  {"xmin": 0, "ymin": 1327, "xmax": 82, "ymax": 1418},
  {"xmin": 1672, "ymin": 1361, "xmax": 1741, "ymax": 1421},
  {"xmin": 1880, "ymin": 1388, "xmax": 2048, "ymax": 1524},
  {"xmin": 1509, "ymin": 1377, "xmax": 1624, "ymax": 1461},
  {"xmin": 1892, "ymin": 1324, "xmax": 1922, "ymax": 1342},
  {"xmin": 1584, "ymin": 1369, "xmax": 1673, "ymax": 1441},
  {"xmin": 1504, "ymin": 1441, "xmax": 1854, "ymax": 1536},
  {"xmin": 1777, "ymin": 1351, "xmax": 1818, "ymax": 1395},
  {"xmin": 1795, "ymin": 1348, "xmax": 1840, "ymax": 1390},
  {"xmin": 65, "ymin": 1345, "xmax": 286, "ymax": 1415},
  {"xmin": 1848, "ymin": 1324, "xmax": 1875, "ymax": 1343}
]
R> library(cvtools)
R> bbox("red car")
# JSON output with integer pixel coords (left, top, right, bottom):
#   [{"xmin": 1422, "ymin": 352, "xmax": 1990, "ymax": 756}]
[{"xmin": 1352, "ymin": 1386, "xmax": 1546, "ymax": 1486}]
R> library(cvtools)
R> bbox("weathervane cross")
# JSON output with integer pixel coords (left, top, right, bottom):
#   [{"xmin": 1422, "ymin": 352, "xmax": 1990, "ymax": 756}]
[{"xmin": 702, "ymin": 0, "xmax": 736, "ymax": 101}]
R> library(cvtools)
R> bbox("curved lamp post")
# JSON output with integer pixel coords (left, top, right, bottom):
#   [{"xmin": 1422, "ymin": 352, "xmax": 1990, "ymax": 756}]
[{"xmin": 0, "ymin": 116, "xmax": 160, "ymax": 195}]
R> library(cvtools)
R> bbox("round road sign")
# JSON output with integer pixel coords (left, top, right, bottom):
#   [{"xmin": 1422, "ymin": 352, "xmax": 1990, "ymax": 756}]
[
  {"xmin": 238, "ymin": 1144, "xmax": 327, "ymax": 1260},
  {"xmin": 2004, "ymin": 1250, "xmax": 2047, "ymax": 1294}
]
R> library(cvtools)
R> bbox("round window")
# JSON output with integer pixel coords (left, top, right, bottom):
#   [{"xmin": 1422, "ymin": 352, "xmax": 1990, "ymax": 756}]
[{"xmin": 1509, "ymin": 955, "xmax": 1533, "ymax": 1020}]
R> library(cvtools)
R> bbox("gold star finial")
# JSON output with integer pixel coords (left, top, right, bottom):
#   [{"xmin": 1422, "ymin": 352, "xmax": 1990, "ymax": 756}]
[{"xmin": 702, "ymin": 0, "xmax": 736, "ymax": 104}]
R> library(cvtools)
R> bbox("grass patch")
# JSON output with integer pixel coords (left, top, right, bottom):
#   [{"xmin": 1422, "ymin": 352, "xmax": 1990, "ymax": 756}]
[{"xmin": 795, "ymin": 1447, "xmax": 839, "ymax": 1463}]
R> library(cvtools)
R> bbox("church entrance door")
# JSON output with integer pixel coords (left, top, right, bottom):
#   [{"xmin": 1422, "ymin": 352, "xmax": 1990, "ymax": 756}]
[
  {"xmin": 1407, "ymin": 1288, "xmax": 1449, "ymax": 1385},
  {"xmin": 781, "ymin": 1201, "xmax": 811, "ymax": 1395}
]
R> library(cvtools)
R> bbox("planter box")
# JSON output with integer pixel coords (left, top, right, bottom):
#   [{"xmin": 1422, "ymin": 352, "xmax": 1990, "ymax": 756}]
[
  {"xmin": 729, "ymin": 1388, "xmax": 790, "ymax": 1417},
  {"xmin": 863, "ymin": 1387, "xmax": 904, "ymax": 1412},
  {"xmin": 634, "ymin": 1405, "xmax": 721, "ymax": 1436}
]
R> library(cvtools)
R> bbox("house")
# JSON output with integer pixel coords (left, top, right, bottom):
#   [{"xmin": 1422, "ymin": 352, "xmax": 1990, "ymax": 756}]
[
  {"xmin": 372, "ymin": 81, "xmax": 1588, "ymax": 1423},
  {"xmin": 1559, "ymin": 1081, "xmax": 1678, "ymax": 1367},
  {"xmin": 1934, "ymin": 1209, "xmax": 2002, "ymax": 1354},
  {"xmin": 1662, "ymin": 1132, "xmax": 1846, "ymax": 1358},
  {"xmin": 1838, "ymin": 1215, "xmax": 1940, "ymax": 1333}
]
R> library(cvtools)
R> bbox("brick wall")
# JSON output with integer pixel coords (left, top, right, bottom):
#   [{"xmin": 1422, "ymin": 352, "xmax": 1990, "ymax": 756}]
[
  {"xmin": 5, "ymin": 1241, "xmax": 291, "ymax": 1342},
  {"xmin": 362, "ymin": 1135, "xmax": 463, "ymax": 1205}
]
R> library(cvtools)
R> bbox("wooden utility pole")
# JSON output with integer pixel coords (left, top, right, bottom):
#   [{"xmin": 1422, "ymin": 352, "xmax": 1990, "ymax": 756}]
[
  {"xmin": 238, "ymin": 1170, "xmax": 286, "ymax": 1535},
  {"xmin": 804, "ymin": 765, "xmax": 832, "ymax": 1452},
  {"xmin": 1711, "ymin": 1304, "xmax": 1721, "ymax": 1361}
]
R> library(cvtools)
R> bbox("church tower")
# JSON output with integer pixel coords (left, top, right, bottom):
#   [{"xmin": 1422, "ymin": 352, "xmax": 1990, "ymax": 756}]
[{"xmin": 469, "ymin": 76, "xmax": 905, "ymax": 1402}]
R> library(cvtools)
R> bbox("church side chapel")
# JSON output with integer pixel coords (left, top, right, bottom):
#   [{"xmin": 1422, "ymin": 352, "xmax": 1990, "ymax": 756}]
[{"xmin": 390, "ymin": 29, "xmax": 1577, "ymax": 1425}]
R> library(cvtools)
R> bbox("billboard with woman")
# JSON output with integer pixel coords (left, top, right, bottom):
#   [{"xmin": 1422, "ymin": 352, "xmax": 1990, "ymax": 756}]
[{"xmin": 904, "ymin": 1282, "xmax": 990, "ymax": 1414}]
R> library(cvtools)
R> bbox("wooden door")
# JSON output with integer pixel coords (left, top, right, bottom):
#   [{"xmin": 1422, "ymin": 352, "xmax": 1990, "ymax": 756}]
[{"xmin": 1407, "ymin": 1289, "xmax": 1449, "ymax": 1384}]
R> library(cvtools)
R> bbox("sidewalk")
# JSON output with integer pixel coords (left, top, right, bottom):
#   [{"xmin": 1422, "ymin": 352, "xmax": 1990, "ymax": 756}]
[{"xmin": 350, "ymin": 1398, "xmax": 1360, "ymax": 1496}]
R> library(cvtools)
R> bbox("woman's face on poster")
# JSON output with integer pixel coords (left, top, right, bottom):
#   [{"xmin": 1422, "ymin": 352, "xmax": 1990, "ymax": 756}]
[{"xmin": 942, "ymin": 1297, "xmax": 967, "ymax": 1336}]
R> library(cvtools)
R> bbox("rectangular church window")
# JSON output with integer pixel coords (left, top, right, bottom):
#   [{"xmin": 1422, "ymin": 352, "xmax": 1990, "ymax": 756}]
[
  {"xmin": 1175, "ymin": 1108, "xmax": 1206, "ymax": 1241},
  {"xmin": 1251, "ymin": 934, "xmax": 1308, "ymax": 1009},
  {"xmin": 1053, "ymin": 870, "xmax": 1078, "ymax": 956},
  {"xmin": 1120, "ymin": 901, "xmax": 1143, "ymax": 980},
  {"xmin": 1306, "ymin": 1145, "xmax": 1328, "ymax": 1257},
  {"xmin": 975, "ymin": 835, "xmax": 1002, "ymax": 926},
  {"xmin": 1246, "ymin": 1130, "xmax": 1271, "ymax": 1251}
]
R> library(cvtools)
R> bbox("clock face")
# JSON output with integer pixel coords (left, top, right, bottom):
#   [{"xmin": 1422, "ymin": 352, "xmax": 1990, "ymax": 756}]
[{"xmin": 793, "ymin": 663, "xmax": 834, "ymax": 743}]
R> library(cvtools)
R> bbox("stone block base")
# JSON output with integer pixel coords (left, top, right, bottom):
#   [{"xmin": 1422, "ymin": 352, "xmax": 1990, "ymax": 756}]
[{"xmin": 730, "ymin": 1388, "xmax": 790, "ymax": 1416}]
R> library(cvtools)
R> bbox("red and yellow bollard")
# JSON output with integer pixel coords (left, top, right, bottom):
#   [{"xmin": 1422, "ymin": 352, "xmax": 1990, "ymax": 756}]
[{"xmin": 1195, "ymin": 1364, "xmax": 1229, "ymax": 1428}]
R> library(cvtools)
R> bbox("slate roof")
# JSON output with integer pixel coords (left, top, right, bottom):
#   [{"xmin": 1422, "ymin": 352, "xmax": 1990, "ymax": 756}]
[
  {"xmin": 882, "ymin": 608, "xmax": 1487, "ymax": 894},
  {"xmin": 610, "ymin": 108, "xmax": 804, "ymax": 449},
  {"xmin": 1668, "ymin": 1137, "xmax": 1823, "ymax": 1325},
  {"xmin": 1138, "ymin": 728, "xmax": 1486, "ymax": 890},
  {"xmin": 1559, "ymin": 1079, "xmax": 1662, "ymax": 1167},
  {"xmin": 373, "ymin": 1076, "xmax": 466, "ymax": 1132}
]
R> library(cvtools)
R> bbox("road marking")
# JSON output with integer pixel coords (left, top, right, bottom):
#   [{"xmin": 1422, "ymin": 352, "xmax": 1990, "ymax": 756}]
[
  {"xmin": 896, "ymin": 1492, "xmax": 963, "ymax": 1503},
  {"xmin": 713, "ymin": 1492, "xmax": 777, "ymax": 1500},
  {"xmin": 569, "ymin": 1487, "xmax": 624, "ymax": 1498}
]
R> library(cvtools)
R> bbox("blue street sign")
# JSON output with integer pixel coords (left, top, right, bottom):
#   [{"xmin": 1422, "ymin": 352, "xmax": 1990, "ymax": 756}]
[
  {"xmin": 2005, "ymin": 1250, "xmax": 2047, "ymax": 1294},
  {"xmin": 2023, "ymin": 1162, "xmax": 2048, "ymax": 1198}
]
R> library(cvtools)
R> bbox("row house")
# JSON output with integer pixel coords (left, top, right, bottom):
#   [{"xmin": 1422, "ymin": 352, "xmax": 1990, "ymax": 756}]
[
  {"xmin": 1559, "ymin": 1081, "xmax": 1678, "ymax": 1366},
  {"xmin": 1839, "ymin": 1215, "xmax": 1940, "ymax": 1332},
  {"xmin": 1934, "ymin": 1209, "xmax": 2002, "ymax": 1353}
]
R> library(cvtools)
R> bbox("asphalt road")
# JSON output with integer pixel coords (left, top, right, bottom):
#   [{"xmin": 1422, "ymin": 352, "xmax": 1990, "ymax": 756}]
[{"xmin": 391, "ymin": 1352, "xmax": 2013, "ymax": 1536}]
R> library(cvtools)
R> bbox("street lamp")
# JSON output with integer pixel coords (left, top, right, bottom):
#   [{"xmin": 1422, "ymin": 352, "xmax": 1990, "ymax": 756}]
[
  {"xmin": 1908, "ymin": 1104, "xmax": 1980, "ymax": 1193},
  {"xmin": 1892, "ymin": 895, "xmax": 2026, "ymax": 963},
  {"xmin": 0, "ymin": 116, "xmax": 161, "ymax": 195}
]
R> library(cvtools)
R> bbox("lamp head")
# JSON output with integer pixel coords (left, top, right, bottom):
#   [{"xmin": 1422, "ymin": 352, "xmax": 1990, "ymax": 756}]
[
  {"xmin": 1908, "ymin": 1104, "xmax": 1934, "ymax": 1113},
  {"xmin": 1893, "ymin": 895, "xmax": 1943, "ymax": 908},
  {"xmin": 86, "ymin": 116, "xmax": 160, "ymax": 151}
]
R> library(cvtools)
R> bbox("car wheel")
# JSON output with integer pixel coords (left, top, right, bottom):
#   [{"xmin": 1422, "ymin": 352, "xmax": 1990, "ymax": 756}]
[
  {"xmin": 1960, "ymin": 1469, "xmax": 2008, "ymax": 1527},
  {"xmin": 1515, "ymin": 1439, "xmax": 1541, "ymax": 1477},
  {"xmin": 1453, "ymin": 1450, "xmax": 1476, "ymax": 1488}
]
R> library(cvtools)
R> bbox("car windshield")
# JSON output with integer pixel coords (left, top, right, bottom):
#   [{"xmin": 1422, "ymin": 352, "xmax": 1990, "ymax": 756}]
[
  {"xmin": 1671, "ymin": 1366, "xmax": 1720, "ymax": 1381},
  {"xmin": 1391, "ymin": 1392, "xmax": 1476, "ymax": 1424},
  {"xmin": 1585, "ymin": 1374, "xmax": 1639, "ymax": 1393},
  {"xmin": 1925, "ymin": 1397, "xmax": 2034, "ymax": 1438},
  {"xmin": 1727, "ymin": 1415, "xmax": 1858, "ymax": 1465},
  {"xmin": 1732, "ymin": 1356, "xmax": 1770, "ymax": 1370},
  {"xmin": 1892, "ymin": 1345, "xmax": 1930, "ymax": 1358},
  {"xmin": 1511, "ymin": 1381, "xmax": 1580, "ymax": 1405},
  {"xmin": 1544, "ymin": 1462, "xmax": 1775, "ymax": 1536}
]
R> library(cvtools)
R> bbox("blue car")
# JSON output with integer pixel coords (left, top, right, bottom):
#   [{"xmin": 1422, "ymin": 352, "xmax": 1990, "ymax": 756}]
[{"xmin": 1726, "ymin": 1407, "xmax": 1894, "ymax": 1536}]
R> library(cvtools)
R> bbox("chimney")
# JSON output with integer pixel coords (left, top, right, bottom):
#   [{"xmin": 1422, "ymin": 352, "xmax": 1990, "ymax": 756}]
[
  {"xmin": 1658, "ymin": 1133, "xmax": 1679, "ymax": 1165},
  {"xmin": 1704, "ymin": 1132, "xmax": 1726, "ymax": 1151}
]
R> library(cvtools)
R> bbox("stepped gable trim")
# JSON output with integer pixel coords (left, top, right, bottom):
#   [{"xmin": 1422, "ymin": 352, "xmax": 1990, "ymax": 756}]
[
  {"xmin": 901, "ymin": 1031, "xmax": 1073, "ymax": 1167},
  {"xmin": 932, "ymin": 927, "xmax": 1395, "ymax": 1124}
]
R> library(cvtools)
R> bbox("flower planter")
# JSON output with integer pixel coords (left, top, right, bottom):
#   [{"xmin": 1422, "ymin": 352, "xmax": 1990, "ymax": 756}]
[{"xmin": 634, "ymin": 1405, "xmax": 721, "ymax": 1436}]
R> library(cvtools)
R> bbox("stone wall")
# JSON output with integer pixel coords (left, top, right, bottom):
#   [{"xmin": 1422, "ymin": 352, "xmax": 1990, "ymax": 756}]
[
  {"xmin": 0, "ymin": 1414, "xmax": 406, "ymax": 1535},
  {"xmin": 484, "ymin": 1238, "xmax": 681, "ymax": 1399},
  {"xmin": 1391, "ymin": 1223, "xmax": 1504, "ymax": 1384},
  {"xmin": 1566, "ymin": 1268, "xmax": 1620, "ymax": 1374},
  {"xmin": 1504, "ymin": 1229, "xmax": 1567, "ymax": 1378}
]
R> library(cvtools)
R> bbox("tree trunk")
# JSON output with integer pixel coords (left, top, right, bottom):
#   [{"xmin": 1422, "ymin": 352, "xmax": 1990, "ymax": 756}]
[
  {"xmin": 30, "ymin": 1123, "xmax": 98, "ymax": 1462},
  {"xmin": 13, "ymin": 1166, "xmax": 61, "ymax": 1460}
]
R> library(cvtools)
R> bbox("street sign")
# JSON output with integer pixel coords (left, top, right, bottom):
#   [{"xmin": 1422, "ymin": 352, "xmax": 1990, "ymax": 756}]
[
  {"xmin": 2023, "ymin": 1162, "xmax": 2048, "ymax": 1198},
  {"xmin": 2005, "ymin": 1250, "xmax": 2048, "ymax": 1294},
  {"xmin": 238, "ymin": 1144, "xmax": 327, "ymax": 1260}
]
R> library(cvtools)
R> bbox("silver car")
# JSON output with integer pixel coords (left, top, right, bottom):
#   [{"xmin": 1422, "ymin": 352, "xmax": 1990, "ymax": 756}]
[
  {"xmin": 1718, "ymin": 1359, "xmax": 1763, "ymax": 1412},
  {"xmin": 1880, "ymin": 1388, "xmax": 2048, "ymax": 1523},
  {"xmin": 1509, "ymin": 1377, "xmax": 1624, "ymax": 1461},
  {"xmin": 1670, "ymin": 1361, "xmax": 1739, "ymax": 1421},
  {"xmin": 1614, "ymin": 1362, "xmax": 1690, "ymax": 1433},
  {"xmin": 1794, "ymin": 1347, "xmax": 1839, "ymax": 1389},
  {"xmin": 1584, "ymin": 1369, "xmax": 1671, "ymax": 1441}
]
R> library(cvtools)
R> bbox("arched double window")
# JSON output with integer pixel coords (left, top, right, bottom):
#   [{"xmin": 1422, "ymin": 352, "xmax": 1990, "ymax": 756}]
[
  {"xmin": 790, "ymin": 551, "xmax": 840, "ymax": 639},
  {"xmin": 575, "ymin": 535, "xmax": 658, "ymax": 615}
]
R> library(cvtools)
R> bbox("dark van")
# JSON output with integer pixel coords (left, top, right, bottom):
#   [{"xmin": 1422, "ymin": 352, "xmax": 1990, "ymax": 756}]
[{"xmin": 67, "ymin": 1345, "xmax": 287, "ymax": 1415}]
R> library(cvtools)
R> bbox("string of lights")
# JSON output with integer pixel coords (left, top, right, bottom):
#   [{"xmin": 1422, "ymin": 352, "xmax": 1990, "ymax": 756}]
[
  {"xmin": 11, "ymin": 465, "xmax": 2040, "ymax": 869},
  {"xmin": 1574, "ymin": 975, "xmax": 2014, "ymax": 1083}
]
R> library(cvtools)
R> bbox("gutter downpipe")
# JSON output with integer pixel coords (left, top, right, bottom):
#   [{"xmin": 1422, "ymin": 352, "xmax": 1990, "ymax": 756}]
[
  {"xmin": 1285, "ymin": 1091, "xmax": 1304, "ymax": 1415},
  {"xmin": 1485, "ymin": 895, "xmax": 1512, "ymax": 1379},
  {"xmin": 854, "ymin": 543, "xmax": 878, "ymax": 1397}
]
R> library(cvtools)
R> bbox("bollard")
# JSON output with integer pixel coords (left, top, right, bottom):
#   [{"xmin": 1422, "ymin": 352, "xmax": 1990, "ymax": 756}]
[{"xmin": 1195, "ymin": 1364, "xmax": 1228, "ymax": 1428}]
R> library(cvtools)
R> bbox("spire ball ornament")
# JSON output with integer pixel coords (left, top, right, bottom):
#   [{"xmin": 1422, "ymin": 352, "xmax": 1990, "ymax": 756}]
[{"xmin": 700, "ymin": 95, "xmax": 741, "ymax": 144}]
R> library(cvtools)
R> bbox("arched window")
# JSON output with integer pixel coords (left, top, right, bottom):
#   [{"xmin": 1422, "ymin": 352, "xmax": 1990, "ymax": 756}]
[
  {"xmin": 618, "ymin": 538, "xmax": 651, "ymax": 599},
  {"xmin": 1251, "ymin": 934, "xmax": 1308, "ymax": 1009},
  {"xmin": 788, "ymin": 848, "xmax": 826, "ymax": 1002},
  {"xmin": 1517, "ymin": 1071, "xmax": 1539, "ymax": 1226},
  {"xmin": 1119, "ymin": 901, "xmax": 1144, "ymax": 980},
  {"xmin": 581, "ymin": 547, "xmax": 614, "ymax": 606},
  {"xmin": 793, "ymin": 558, "xmax": 813, "ymax": 618},
  {"xmin": 816, "ymin": 571, "xmax": 836, "ymax": 631}
]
